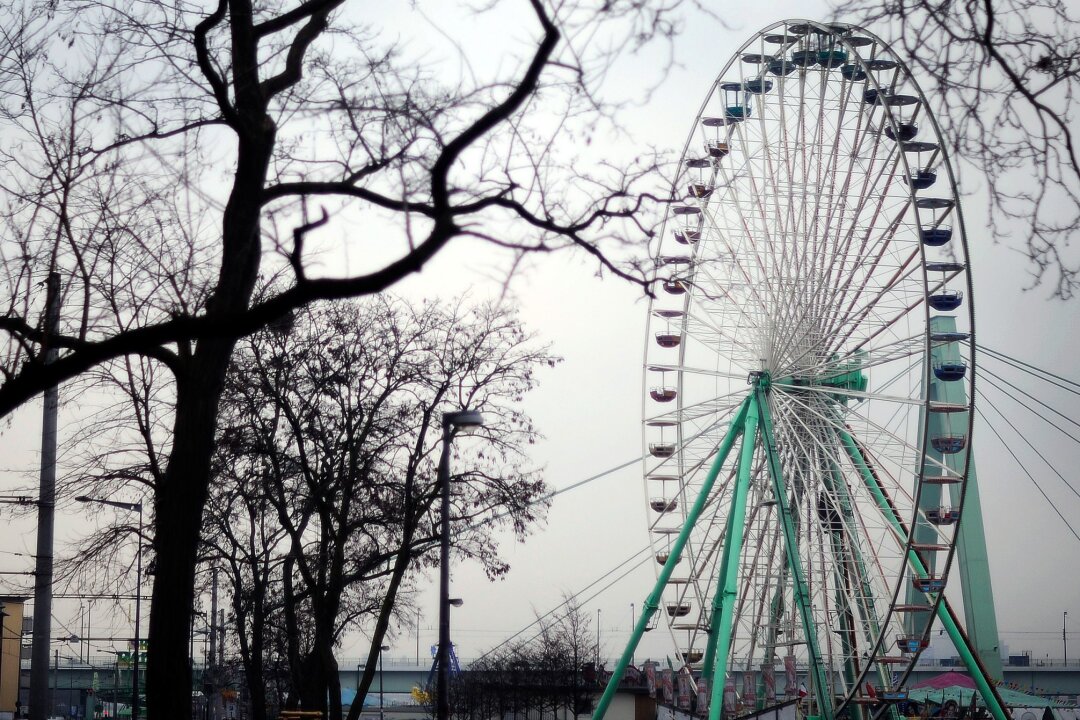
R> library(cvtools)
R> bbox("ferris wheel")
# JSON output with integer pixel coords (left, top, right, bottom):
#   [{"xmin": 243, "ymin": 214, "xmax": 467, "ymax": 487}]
[{"xmin": 597, "ymin": 20, "xmax": 1008, "ymax": 720}]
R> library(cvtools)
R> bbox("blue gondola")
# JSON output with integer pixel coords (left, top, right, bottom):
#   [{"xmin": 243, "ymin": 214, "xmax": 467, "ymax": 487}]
[
  {"xmin": 884, "ymin": 93, "xmax": 918, "ymax": 107},
  {"xmin": 791, "ymin": 49, "xmax": 818, "ymax": 67},
  {"xmin": 912, "ymin": 576, "xmax": 945, "ymax": 592},
  {"xmin": 930, "ymin": 329, "xmax": 969, "ymax": 342},
  {"xmin": 840, "ymin": 64, "xmax": 867, "ymax": 81},
  {"xmin": 897, "ymin": 636, "xmax": 928, "ymax": 653},
  {"xmin": 917, "ymin": 197, "xmax": 954, "ymax": 210},
  {"xmin": 726, "ymin": 106, "xmax": 748, "ymax": 119},
  {"xmin": 908, "ymin": 170, "xmax": 937, "ymax": 190},
  {"xmin": 818, "ymin": 50, "xmax": 848, "ymax": 67},
  {"xmin": 921, "ymin": 227, "xmax": 952, "ymax": 246},
  {"xmin": 885, "ymin": 123, "xmax": 919, "ymax": 141},
  {"xmin": 934, "ymin": 362, "xmax": 967, "ymax": 381},
  {"xmin": 927, "ymin": 508, "xmax": 961, "ymax": 525},
  {"xmin": 743, "ymin": 79, "xmax": 774, "ymax": 94},
  {"xmin": 768, "ymin": 58, "xmax": 796, "ymax": 76},
  {"xmin": 863, "ymin": 88, "xmax": 881, "ymax": 105},
  {"xmin": 925, "ymin": 261, "xmax": 965, "ymax": 273},
  {"xmin": 903, "ymin": 141, "xmax": 939, "ymax": 154},
  {"xmin": 866, "ymin": 58, "xmax": 898, "ymax": 71},
  {"xmin": 928, "ymin": 290, "xmax": 963, "ymax": 311},
  {"xmin": 930, "ymin": 436, "xmax": 966, "ymax": 454}
]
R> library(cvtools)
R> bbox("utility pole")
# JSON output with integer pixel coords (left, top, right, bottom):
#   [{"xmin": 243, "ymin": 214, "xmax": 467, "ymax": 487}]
[
  {"xmin": 209, "ymin": 570, "xmax": 217, "ymax": 671},
  {"xmin": 30, "ymin": 272, "xmax": 61, "ymax": 720},
  {"xmin": 208, "ymin": 570, "xmax": 218, "ymax": 720}
]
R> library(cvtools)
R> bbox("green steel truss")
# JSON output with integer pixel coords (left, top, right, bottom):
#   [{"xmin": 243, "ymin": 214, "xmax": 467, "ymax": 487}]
[{"xmin": 593, "ymin": 378, "xmax": 1008, "ymax": 720}]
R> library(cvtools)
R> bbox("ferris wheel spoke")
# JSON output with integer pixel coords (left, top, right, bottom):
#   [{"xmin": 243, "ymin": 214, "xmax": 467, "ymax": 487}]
[
  {"xmin": 779, "ymin": 330, "xmax": 924, "ymax": 383},
  {"xmin": 648, "ymin": 363, "xmax": 757, "ymax": 382},
  {"xmin": 631, "ymin": 21, "xmax": 983, "ymax": 720},
  {"xmin": 770, "ymin": 390, "xmax": 921, "ymax": 494}
]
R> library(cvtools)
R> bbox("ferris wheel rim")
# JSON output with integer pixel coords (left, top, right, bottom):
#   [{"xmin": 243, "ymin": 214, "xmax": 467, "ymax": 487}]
[{"xmin": 640, "ymin": 18, "xmax": 977, "ymax": 714}]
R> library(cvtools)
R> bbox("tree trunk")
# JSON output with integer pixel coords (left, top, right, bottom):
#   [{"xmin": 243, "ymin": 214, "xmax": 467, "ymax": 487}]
[
  {"xmin": 145, "ymin": 116, "xmax": 274, "ymax": 720},
  {"xmin": 147, "ymin": 345, "xmax": 235, "ymax": 720},
  {"xmin": 236, "ymin": 589, "xmax": 267, "ymax": 720}
]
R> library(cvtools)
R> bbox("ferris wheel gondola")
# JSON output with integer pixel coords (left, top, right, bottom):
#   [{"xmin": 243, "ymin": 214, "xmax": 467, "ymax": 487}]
[{"xmin": 595, "ymin": 19, "xmax": 1009, "ymax": 720}]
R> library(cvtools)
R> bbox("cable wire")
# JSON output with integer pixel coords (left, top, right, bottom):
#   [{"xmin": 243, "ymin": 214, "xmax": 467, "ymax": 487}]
[
  {"xmin": 973, "ymin": 405, "xmax": 1080, "ymax": 545},
  {"xmin": 975, "ymin": 386, "xmax": 1080, "ymax": 502},
  {"xmin": 977, "ymin": 369, "xmax": 1080, "ymax": 447},
  {"xmin": 472, "ymin": 542, "xmax": 654, "ymax": 662},
  {"xmin": 979, "ymin": 345, "xmax": 1080, "ymax": 397}
]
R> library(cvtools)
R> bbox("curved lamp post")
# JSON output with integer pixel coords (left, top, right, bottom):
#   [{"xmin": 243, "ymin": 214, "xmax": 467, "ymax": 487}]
[
  {"xmin": 436, "ymin": 410, "xmax": 483, "ymax": 720},
  {"xmin": 75, "ymin": 496, "xmax": 142, "ymax": 720}
]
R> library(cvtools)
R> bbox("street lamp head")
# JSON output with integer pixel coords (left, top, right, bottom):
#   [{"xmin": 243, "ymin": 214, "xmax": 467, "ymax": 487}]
[
  {"xmin": 75, "ymin": 495, "xmax": 142, "ymax": 512},
  {"xmin": 443, "ymin": 410, "xmax": 484, "ymax": 430},
  {"xmin": 380, "ymin": 644, "xmax": 390, "ymax": 651},
  {"xmin": 448, "ymin": 598, "xmax": 464, "ymax": 607}
]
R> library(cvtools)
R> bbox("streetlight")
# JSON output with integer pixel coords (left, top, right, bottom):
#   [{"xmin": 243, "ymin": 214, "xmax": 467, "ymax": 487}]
[
  {"xmin": 1064, "ymin": 611, "xmax": 1069, "ymax": 666},
  {"xmin": 596, "ymin": 608, "xmax": 601, "ymax": 668},
  {"xmin": 630, "ymin": 603, "xmax": 635, "ymax": 667},
  {"xmin": 378, "ymin": 644, "xmax": 390, "ymax": 720},
  {"xmin": 75, "ymin": 496, "xmax": 143, "ymax": 720},
  {"xmin": 0, "ymin": 604, "xmax": 7, "ymax": 717},
  {"xmin": 436, "ymin": 409, "xmax": 484, "ymax": 720}
]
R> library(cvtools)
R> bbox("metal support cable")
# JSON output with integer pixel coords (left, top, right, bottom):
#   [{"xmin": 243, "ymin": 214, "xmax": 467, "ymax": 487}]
[
  {"xmin": 973, "ymin": 405, "xmax": 1080, "ymax": 545},
  {"xmin": 978, "ymin": 364, "xmax": 1080, "ymax": 437},
  {"xmin": 979, "ymin": 344, "xmax": 1080, "ymax": 396},
  {"xmin": 975, "ymin": 386, "xmax": 1080, "ymax": 502},
  {"xmin": 977, "ymin": 369, "xmax": 1080, "ymax": 446}
]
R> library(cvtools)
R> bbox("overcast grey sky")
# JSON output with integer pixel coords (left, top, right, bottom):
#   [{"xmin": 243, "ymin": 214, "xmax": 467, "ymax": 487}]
[
  {"xmin": 0, "ymin": 0, "xmax": 1076, "ymax": 675},
  {"xmin": 373, "ymin": 1, "xmax": 1080, "ymax": 668}
]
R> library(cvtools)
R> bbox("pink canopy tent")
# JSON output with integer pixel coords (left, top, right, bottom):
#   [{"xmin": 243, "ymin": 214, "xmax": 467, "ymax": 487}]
[{"xmin": 912, "ymin": 672, "xmax": 978, "ymax": 691}]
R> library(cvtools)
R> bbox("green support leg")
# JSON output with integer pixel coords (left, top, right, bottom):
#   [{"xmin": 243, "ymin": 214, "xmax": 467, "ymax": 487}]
[
  {"xmin": 592, "ymin": 397, "xmax": 751, "ymax": 720},
  {"xmin": 756, "ymin": 388, "xmax": 835, "ymax": 720},
  {"xmin": 837, "ymin": 429, "xmax": 1009, "ymax": 720},
  {"xmin": 824, "ymin": 458, "xmax": 894, "ymax": 720},
  {"xmin": 707, "ymin": 396, "xmax": 761, "ymax": 720}
]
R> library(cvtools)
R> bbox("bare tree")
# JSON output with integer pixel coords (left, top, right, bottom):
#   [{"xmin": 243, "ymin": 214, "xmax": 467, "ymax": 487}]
[
  {"xmin": 204, "ymin": 296, "xmax": 554, "ymax": 720},
  {"xmin": 0, "ymin": 1, "xmax": 678, "ymax": 717},
  {"xmin": 453, "ymin": 597, "xmax": 600, "ymax": 720},
  {"xmin": 834, "ymin": 0, "xmax": 1080, "ymax": 297}
]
